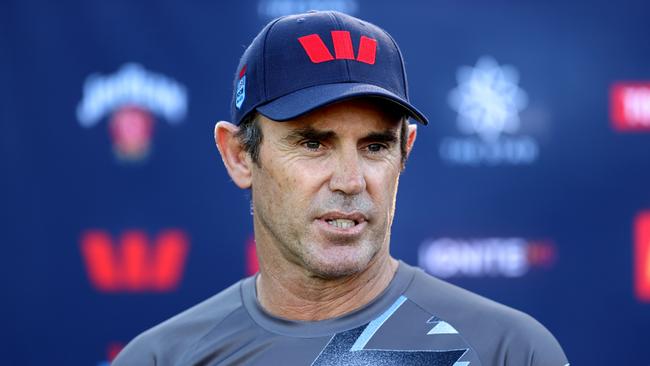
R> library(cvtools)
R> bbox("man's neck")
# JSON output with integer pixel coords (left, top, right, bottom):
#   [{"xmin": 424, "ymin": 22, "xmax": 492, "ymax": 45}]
[{"xmin": 256, "ymin": 254, "xmax": 399, "ymax": 321}]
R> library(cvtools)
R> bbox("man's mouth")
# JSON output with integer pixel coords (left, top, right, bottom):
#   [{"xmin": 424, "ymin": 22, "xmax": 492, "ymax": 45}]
[
  {"xmin": 317, "ymin": 212, "xmax": 367, "ymax": 232},
  {"xmin": 326, "ymin": 218, "xmax": 357, "ymax": 229}
]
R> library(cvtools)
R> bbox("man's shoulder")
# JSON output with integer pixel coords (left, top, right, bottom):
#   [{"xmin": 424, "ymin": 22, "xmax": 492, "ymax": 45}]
[
  {"xmin": 404, "ymin": 264, "xmax": 568, "ymax": 365},
  {"xmin": 112, "ymin": 279, "xmax": 247, "ymax": 366},
  {"xmin": 406, "ymin": 266, "xmax": 537, "ymax": 328}
]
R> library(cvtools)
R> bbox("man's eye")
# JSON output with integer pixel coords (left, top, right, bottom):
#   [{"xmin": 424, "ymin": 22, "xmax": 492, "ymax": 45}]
[
  {"xmin": 367, "ymin": 143, "xmax": 386, "ymax": 153},
  {"xmin": 303, "ymin": 140, "xmax": 322, "ymax": 150}
]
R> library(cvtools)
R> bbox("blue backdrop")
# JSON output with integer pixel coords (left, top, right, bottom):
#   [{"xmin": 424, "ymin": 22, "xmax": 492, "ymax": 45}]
[{"xmin": 2, "ymin": 1, "xmax": 650, "ymax": 364}]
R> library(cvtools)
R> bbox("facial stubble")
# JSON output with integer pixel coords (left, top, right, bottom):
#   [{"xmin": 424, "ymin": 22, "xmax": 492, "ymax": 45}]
[{"xmin": 252, "ymin": 173, "xmax": 394, "ymax": 280}]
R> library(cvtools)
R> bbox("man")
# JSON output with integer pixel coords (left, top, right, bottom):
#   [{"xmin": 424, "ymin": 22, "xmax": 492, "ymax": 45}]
[{"xmin": 114, "ymin": 10, "xmax": 568, "ymax": 366}]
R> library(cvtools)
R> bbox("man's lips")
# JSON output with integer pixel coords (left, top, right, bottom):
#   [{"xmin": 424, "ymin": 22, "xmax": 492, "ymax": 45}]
[
  {"xmin": 314, "ymin": 211, "xmax": 368, "ymax": 237},
  {"xmin": 317, "ymin": 211, "xmax": 368, "ymax": 224}
]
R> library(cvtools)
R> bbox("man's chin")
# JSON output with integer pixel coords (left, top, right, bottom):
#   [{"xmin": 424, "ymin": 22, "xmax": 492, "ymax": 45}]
[{"xmin": 301, "ymin": 245, "xmax": 376, "ymax": 279}]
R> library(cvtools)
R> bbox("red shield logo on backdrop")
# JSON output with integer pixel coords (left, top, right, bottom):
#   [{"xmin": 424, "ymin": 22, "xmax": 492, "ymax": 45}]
[{"xmin": 109, "ymin": 105, "xmax": 154, "ymax": 160}]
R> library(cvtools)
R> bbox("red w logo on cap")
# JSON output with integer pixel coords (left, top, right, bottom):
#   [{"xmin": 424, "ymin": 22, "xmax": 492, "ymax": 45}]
[{"xmin": 298, "ymin": 31, "xmax": 377, "ymax": 65}]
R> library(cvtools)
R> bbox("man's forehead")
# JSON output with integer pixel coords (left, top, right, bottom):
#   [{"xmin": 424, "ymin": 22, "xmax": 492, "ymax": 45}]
[{"xmin": 258, "ymin": 98, "xmax": 405, "ymax": 134}]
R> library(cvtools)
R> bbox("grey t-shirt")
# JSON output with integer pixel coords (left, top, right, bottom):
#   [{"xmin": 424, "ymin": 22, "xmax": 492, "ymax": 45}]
[{"xmin": 114, "ymin": 261, "xmax": 568, "ymax": 366}]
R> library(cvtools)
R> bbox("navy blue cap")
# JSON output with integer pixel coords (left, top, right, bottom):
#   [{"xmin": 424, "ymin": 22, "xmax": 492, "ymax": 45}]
[{"xmin": 231, "ymin": 11, "xmax": 428, "ymax": 125}]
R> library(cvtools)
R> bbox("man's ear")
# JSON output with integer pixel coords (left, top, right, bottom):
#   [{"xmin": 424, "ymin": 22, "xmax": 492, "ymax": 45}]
[
  {"xmin": 214, "ymin": 121, "xmax": 253, "ymax": 189},
  {"xmin": 405, "ymin": 123, "xmax": 417, "ymax": 157}
]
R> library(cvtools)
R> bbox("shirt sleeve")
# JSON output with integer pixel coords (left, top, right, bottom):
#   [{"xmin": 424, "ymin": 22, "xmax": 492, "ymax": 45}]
[{"xmin": 504, "ymin": 312, "xmax": 569, "ymax": 366}]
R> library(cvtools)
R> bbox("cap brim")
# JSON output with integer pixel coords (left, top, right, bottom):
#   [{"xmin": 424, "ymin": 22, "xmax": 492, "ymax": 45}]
[{"xmin": 255, "ymin": 83, "xmax": 429, "ymax": 125}]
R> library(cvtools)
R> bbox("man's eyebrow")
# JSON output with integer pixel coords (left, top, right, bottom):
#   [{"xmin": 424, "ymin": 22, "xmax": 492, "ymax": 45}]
[
  {"xmin": 282, "ymin": 127, "xmax": 336, "ymax": 142},
  {"xmin": 282, "ymin": 127, "xmax": 398, "ymax": 145},
  {"xmin": 360, "ymin": 129, "xmax": 398, "ymax": 144}
]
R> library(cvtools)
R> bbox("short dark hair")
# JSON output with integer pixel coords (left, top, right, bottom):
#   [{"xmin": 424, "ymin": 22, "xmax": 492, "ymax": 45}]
[
  {"xmin": 236, "ymin": 110, "xmax": 411, "ymax": 169},
  {"xmin": 235, "ymin": 112, "xmax": 264, "ymax": 164}
]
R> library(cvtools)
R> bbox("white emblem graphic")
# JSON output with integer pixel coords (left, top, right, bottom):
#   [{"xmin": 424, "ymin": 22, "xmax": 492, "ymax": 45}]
[
  {"xmin": 448, "ymin": 56, "xmax": 528, "ymax": 142},
  {"xmin": 257, "ymin": 0, "xmax": 359, "ymax": 19},
  {"xmin": 440, "ymin": 56, "xmax": 539, "ymax": 166},
  {"xmin": 77, "ymin": 63, "xmax": 187, "ymax": 128}
]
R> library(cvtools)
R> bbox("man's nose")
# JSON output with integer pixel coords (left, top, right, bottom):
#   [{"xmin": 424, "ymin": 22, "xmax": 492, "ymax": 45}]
[{"xmin": 328, "ymin": 150, "xmax": 366, "ymax": 195}]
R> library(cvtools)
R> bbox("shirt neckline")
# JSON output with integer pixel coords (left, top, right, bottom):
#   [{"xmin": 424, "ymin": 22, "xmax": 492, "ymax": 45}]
[{"xmin": 240, "ymin": 260, "xmax": 415, "ymax": 338}]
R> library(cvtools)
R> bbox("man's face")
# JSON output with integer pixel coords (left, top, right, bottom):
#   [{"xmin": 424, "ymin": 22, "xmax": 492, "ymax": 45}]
[{"xmin": 250, "ymin": 99, "xmax": 412, "ymax": 279}]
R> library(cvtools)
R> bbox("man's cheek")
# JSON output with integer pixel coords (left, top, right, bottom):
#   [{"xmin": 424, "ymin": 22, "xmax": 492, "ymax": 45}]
[{"xmin": 291, "ymin": 168, "xmax": 327, "ymax": 192}]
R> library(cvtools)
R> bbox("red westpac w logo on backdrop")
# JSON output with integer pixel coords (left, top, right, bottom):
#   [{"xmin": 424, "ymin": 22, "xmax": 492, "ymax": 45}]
[
  {"xmin": 610, "ymin": 83, "xmax": 650, "ymax": 131},
  {"xmin": 298, "ymin": 31, "xmax": 376, "ymax": 64},
  {"xmin": 80, "ymin": 229, "xmax": 189, "ymax": 292},
  {"xmin": 634, "ymin": 211, "xmax": 650, "ymax": 302}
]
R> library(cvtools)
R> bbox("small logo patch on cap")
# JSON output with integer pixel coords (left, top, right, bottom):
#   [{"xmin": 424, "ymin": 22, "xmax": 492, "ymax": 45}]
[{"xmin": 235, "ymin": 65, "xmax": 247, "ymax": 109}]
